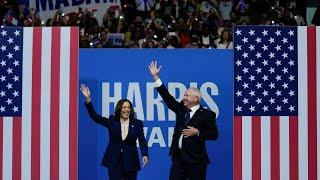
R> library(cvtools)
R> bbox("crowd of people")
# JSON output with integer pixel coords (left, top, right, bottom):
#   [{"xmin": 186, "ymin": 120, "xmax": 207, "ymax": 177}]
[{"xmin": 0, "ymin": 0, "xmax": 314, "ymax": 48}]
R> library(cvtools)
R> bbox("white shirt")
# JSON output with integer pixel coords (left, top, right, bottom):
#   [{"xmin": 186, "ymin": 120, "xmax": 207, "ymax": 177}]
[{"xmin": 120, "ymin": 119, "xmax": 129, "ymax": 141}]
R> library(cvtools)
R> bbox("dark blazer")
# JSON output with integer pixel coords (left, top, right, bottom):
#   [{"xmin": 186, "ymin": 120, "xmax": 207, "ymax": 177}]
[
  {"xmin": 156, "ymin": 84, "xmax": 218, "ymax": 164},
  {"xmin": 85, "ymin": 102, "xmax": 148, "ymax": 171}
]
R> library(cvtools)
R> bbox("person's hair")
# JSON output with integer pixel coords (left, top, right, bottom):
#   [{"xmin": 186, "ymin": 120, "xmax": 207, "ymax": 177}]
[
  {"xmin": 219, "ymin": 29, "xmax": 231, "ymax": 44},
  {"xmin": 114, "ymin": 99, "xmax": 135, "ymax": 120}
]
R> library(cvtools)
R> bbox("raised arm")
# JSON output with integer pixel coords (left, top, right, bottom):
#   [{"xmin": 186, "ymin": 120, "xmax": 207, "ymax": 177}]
[{"xmin": 80, "ymin": 84, "xmax": 110, "ymax": 127}]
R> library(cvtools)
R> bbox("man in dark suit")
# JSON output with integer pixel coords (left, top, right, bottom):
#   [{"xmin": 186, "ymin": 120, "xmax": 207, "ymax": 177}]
[
  {"xmin": 148, "ymin": 61, "xmax": 218, "ymax": 180},
  {"xmin": 80, "ymin": 84, "xmax": 148, "ymax": 180}
]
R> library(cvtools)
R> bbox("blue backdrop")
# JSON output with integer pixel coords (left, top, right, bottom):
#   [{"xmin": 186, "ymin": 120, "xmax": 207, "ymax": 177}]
[{"xmin": 79, "ymin": 49, "xmax": 233, "ymax": 180}]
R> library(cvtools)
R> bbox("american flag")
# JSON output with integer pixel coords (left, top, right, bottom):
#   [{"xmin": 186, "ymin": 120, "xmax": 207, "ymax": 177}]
[
  {"xmin": 234, "ymin": 26, "xmax": 320, "ymax": 180},
  {"xmin": 0, "ymin": 27, "xmax": 78, "ymax": 180}
]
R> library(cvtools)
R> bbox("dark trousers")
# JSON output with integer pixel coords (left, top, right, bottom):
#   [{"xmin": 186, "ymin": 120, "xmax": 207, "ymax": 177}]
[
  {"xmin": 169, "ymin": 150, "xmax": 207, "ymax": 180},
  {"xmin": 108, "ymin": 153, "xmax": 137, "ymax": 180}
]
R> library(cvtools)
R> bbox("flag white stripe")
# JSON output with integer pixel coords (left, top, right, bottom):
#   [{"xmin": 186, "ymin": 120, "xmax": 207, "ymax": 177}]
[
  {"xmin": 40, "ymin": 27, "xmax": 52, "ymax": 180},
  {"xmin": 261, "ymin": 116, "xmax": 271, "ymax": 180},
  {"xmin": 298, "ymin": 26, "xmax": 309, "ymax": 180},
  {"xmin": 59, "ymin": 27, "xmax": 70, "ymax": 179},
  {"xmin": 280, "ymin": 116, "xmax": 289, "ymax": 180},
  {"xmin": 242, "ymin": 116, "xmax": 252, "ymax": 180},
  {"xmin": 3, "ymin": 117, "xmax": 13, "ymax": 180},
  {"xmin": 316, "ymin": 26, "xmax": 320, "ymax": 180},
  {"xmin": 21, "ymin": 27, "xmax": 33, "ymax": 180}
]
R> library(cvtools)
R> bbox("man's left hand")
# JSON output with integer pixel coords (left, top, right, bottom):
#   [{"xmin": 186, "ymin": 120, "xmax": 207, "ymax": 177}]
[{"xmin": 182, "ymin": 126, "xmax": 199, "ymax": 138}]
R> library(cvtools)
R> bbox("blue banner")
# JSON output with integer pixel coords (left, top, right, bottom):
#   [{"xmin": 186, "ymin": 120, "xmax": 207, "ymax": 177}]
[{"xmin": 79, "ymin": 49, "xmax": 233, "ymax": 180}]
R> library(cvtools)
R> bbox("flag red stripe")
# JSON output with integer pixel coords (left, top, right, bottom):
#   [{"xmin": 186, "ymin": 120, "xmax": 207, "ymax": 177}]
[
  {"xmin": 234, "ymin": 116, "xmax": 242, "ymax": 180},
  {"xmin": 252, "ymin": 116, "xmax": 261, "ymax": 180},
  {"xmin": 50, "ymin": 27, "xmax": 60, "ymax": 180},
  {"xmin": 307, "ymin": 26, "xmax": 318, "ymax": 180},
  {"xmin": 289, "ymin": 116, "xmax": 298, "ymax": 180},
  {"xmin": 271, "ymin": 116, "xmax": 280, "ymax": 180},
  {"xmin": 31, "ymin": 27, "xmax": 42, "ymax": 180},
  {"xmin": 0, "ymin": 118, "xmax": 3, "ymax": 180},
  {"xmin": 12, "ymin": 117, "xmax": 21, "ymax": 180},
  {"xmin": 69, "ymin": 27, "xmax": 78, "ymax": 180}
]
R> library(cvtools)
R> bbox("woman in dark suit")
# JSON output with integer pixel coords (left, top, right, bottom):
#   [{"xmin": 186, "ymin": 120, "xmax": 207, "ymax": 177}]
[{"xmin": 80, "ymin": 84, "xmax": 149, "ymax": 180}]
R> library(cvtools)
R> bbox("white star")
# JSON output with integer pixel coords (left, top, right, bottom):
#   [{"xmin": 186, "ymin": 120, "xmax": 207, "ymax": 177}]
[
  {"xmin": 13, "ymin": 60, "xmax": 19, "ymax": 66},
  {"xmin": 249, "ymin": 75, "xmax": 255, "ymax": 81},
  {"xmin": 6, "ymin": 98, "xmax": 12, "ymax": 105},
  {"xmin": 282, "ymin": 83, "xmax": 288, "ymax": 89},
  {"xmin": 0, "ymin": 106, "xmax": 5, "ymax": 112},
  {"xmin": 14, "ymin": 30, "xmax": 20, "ymax": 36},
  {"xmin": 255, "ymin": 37, "xmax": 262, "ymax": 43},
  {"xmin": 275, "ymin": 59, "xmax": 281, "ymax": 66},
  {"xmin": 276, "ymin": 90, "xmax": 282, "ymax": 96},
  {"xmin": 12, "ymin": 106, "xmax": 19, "ymax": 113},
  {"xmin": 255, "ymin": 52, "xmax": 262, "ymax": 58},
  {"xmin": 269, "ymin": 98, "xmax": 275, "ymax": 104},
  {"xmin": 282, "ymin": 37, "xmax": 288, "ymax": 44},
  {"xmin": 7, "ymin": 52, "xmax": 13, "ymax": 59},
  {"xmin": 242, "ymin": 37, "xmax": 248, "ymax": 43},
  {"xmin": 262, "ymin": 74, "xmax": 268, "ymax": 81},
  {"xmin": 0, "ymin": 91, "xmax": 5, "ymax": 97},
  {"xmin": 276, "ymin": 105, "xmax": 282, "ymax": 112},
  {"xmin": 275, "ymin": 44, "xmax": 281, "ymax": 51},
  {"xmin": 0, "ymin": 60, "xmax": 6, "ymax": 66},
  {"xmin": 249, "ymin": 29, "xmax": 255, "ymax": 36},
  {"xmin": 13, "ymin": 75, "xmax": 19, "ymax": 82},
  {"xmin": 7, "ymin": 38, "xmax": 13, "ymax": 44},
  {"xmin": 249, "ymin": 105, "xmax": 255, "ymax": 112},
  {"xmin": 289, "ymin": 105, "xmax": 295, "ymax": 112},
  {"xmin": 268, "ymin": 37, "xmax": 275, "ymax": 43},
  {"xmin": 269, "ymin": 52, "xmax": 275, "ymax": 58},
  {"xmin": 242, "ymin": 67, "xmax": 249, "ymax": 74},
  {"xmin": 282, "ymin": 97, "xmax": 288, "ymax": 104},
  {"xmin": 0, "ymin": 75, "xmax": 5, "ymax": 82},
  {"xmin": 6, "ymin": 83, "xmax": 13, "ymax": 89},
  {"xmin": 256, "ymin": 98, "xmax": 262, "ymax": 104},
  {"xmin": 262, "ymin": 44, "xmax": 268, "ymax": 51},
  {"xmin": 13, "ymin": 45, "xmax": 20, "ymax": 51},
  {"xmin": 0, "ymin": 45, "xmax": 6, "ymax": 51},
  {"xmin": 275, "ymin": 75, "xmax": 282, "ymax": 81},
  {"xmin": 242, "ymin": 82, "xmax": 249, "ymax": 89},
  {"xmin": 262, "ymin": 29, "xmax": 268, "ymax": 36},
  {"xmin": 236, "ymin": 91, "xmax": 242, "ymax": 97},
  {"xmin": 289, "ymin": 90, "xmax": 295, "ymax": 96},
  {"xmin": 256, "ymin": 67, "xmax": 262, "ymax": 74},
  {"xmin": 7, "ymin": 68, "xmax": 13, "ymax": 74},
  {"xmin": 269, "ymin": 82, "xmax": 275, "ymax": 89},
  {"xmin": 256, "ymin": 82, "xmax": 262, "ymax": 89},
  {"xmin": 242, "ymin": 98, "xmax": 249, "ymax": 104},
  {"xmin": 249, "ymin": 44, "xmax": 255, "ymax": 51},
  {"xmin": 1, "ymin": 30, "xmax": 7, "ymax": 36},
  {"xmin": 249, "ymin": 90, "xmax": 255, "ymax": 96},
  {"xmin": 236, "ymin": 75, "xmax": 242, "ymax": 81},
  {"xmin": 235, "ymin": 44, "xmax": 242, "ymax": 51},
  {"xmin": 242, "ymin": 52, "xmax": 248, "ymax": 58},
  {"xmin": 236, "ymin": 106, "xmax": 242, "ymax": 112},
  {"xmin": 288, "ymin": 60, "xmax": 295, "ymax": 66},
  {"xmin": 262, "ymin": 90, "xmax": 268, "ymax": 96},
  {"xmin": 282, "ymin": 67, "xmax": 288, "ymax": 74},
  {"xmin": 288, "ymin": 45, "xmax": 294, "ymax": 51},
  {"xmin": 269, "ymin": 67, "xmax": 275, "ymax": 74},
  {"xmin": 288, "ymin": 30, "xmax": 294, "ymax": 36},
  {"xmin": 245, "ymin": 59, "xmax": 254, "ymax": 67},
  {"xmin": 275, "ymin": 30, "xmax": 281, "ymax": 36},
  {"xmin": 263, "ymin": 105, "xmax": 269, "ymax": 112},
  {"xmin": 288, "ymin": 75, "xmax": 295, "ymax": 81},
  {"xmin": 12, "ymin": 91, "xmax": 19, "ymax": 97},
  {"xmin": 235, "ymin": 59, "xmax": 242, "ymax": 66},
  {"xmin": 235, "ymin": 29, "xmax": 242, "ymax": 36},
  {"xmin": 262, "ymin": 59, "xmax": 268, "ymax": 66},
  {"xmin": 282, "ymin": 52, "xmax": 288, "ymax": 59}
]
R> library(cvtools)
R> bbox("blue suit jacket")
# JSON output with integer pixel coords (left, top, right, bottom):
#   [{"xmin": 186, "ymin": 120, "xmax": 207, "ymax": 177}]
[{"xmin": 85, "ymin": 102, "xmax": 148, "ymax": 171}]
